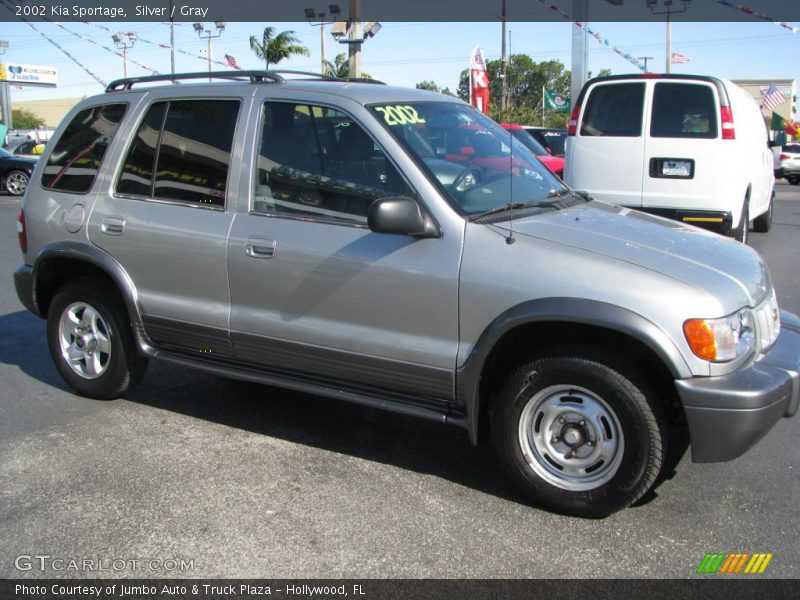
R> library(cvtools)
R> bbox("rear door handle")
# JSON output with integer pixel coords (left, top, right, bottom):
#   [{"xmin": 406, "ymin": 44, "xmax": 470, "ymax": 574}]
[
  {"xmin": 245, "ymin": 237, "xmax": 276, "ymax": 259},
  {"xmin": 101, "ymin": 216, "xmax": 126, "ymax": 235}
]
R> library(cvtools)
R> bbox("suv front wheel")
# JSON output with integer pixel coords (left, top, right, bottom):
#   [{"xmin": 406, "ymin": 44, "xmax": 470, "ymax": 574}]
[
  {"xmin": 47, "ymin": 278, "xmax": 148, "ymax": 399},
  {"xmin": 492, "ymin": 352, "xmax": 666, "ymax": 518}
]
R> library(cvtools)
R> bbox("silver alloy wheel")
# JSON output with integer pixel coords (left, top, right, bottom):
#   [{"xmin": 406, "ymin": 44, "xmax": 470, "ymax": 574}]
[
  {"xmin": 5, "ymin": 171, "xmax": 29, "ymax": 195},
  {"xmin": 58, "ymin": 302, "xmax": 112, "ymax": 380},
  {"xmin": 518, "ymin": 384, "xmax": 624, "ymax": 492}
]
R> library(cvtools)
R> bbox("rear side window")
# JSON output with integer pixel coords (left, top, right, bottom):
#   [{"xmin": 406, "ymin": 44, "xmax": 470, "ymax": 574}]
[
  {"xmin": 41, "ymin": 103, "xmax": 127, "ymax": 193},
  {"xmin": 580, "ymin": 83, "xmax": 645, "ymax": 137},
  {"xmin": 116, "ymin": 99, "xmax": 240, "ymax": 208},
  {"xmin": 651, "ymin": 82, "xmax": 717, "ymax": 139}
]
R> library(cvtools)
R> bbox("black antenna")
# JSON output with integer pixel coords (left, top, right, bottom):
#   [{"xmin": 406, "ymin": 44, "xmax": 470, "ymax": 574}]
[{"xmin": 506, "ymin": 127, "xmax": 516, "ymax": 245}]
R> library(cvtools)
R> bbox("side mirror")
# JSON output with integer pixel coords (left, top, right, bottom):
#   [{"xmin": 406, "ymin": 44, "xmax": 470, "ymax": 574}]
[{"xmin": 368, "ymin": 197, "xmax": 434, "ymax": 236}]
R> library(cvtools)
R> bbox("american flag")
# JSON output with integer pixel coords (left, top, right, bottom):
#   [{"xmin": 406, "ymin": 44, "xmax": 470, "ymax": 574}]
[
  {"xmin": 224, "ymin": 54, "xmax": 242, "ymax": 70},
  {"xmin": 671, "ymin": 52, "xmax": 690, "ymax": 64},
  {"xmin": 761, "ymin": 84, "xmax": 787, "ymax": 112}
]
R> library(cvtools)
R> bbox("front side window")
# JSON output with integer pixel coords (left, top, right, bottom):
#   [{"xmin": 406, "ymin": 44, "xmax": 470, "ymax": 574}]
[
  {"xmin": 369, "ymin": 101, "xmax": 566, "ymax": 216},
  {"xmin": 116, "ymin": 99, "xmax": 239, "ymax": 207},
  {"xmin": 254, "ymin": 102, "xmax": 413, "ymax": 225},
  {"xmin": 41, "ymin": 103, "xmax": 127, "ymax": 193},
  {"xmin": 580, "ymin": 83, "xmax": 645, "ymax": 137},
  {"xmin": 651, "ymin": 82, "xmax": 717, "ymax": 139}
]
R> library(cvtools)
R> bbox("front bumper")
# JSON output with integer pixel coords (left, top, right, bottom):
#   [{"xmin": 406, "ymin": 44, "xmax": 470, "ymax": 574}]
[{"xmin": 676, "ymin": 310, "xmax": 800, "ymax": 462}]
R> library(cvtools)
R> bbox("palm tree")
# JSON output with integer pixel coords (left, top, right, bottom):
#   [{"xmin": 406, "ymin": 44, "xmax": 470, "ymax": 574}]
[
  {"xmin": 249, "ymin": 27, "xmax": 309, "ymax": 70},
  {"xmin": 322, "ymin": 53, "xmax": 371, "ymax": 79}
]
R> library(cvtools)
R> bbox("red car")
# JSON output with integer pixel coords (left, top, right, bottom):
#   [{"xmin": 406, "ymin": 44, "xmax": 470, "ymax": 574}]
[{"xmin": 500, "ymin": 123, "xmax": 565, "ymax": 178}]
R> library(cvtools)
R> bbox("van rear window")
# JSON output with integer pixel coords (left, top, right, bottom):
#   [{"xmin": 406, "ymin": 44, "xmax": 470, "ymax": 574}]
[
  {"xmin": 651, "ymin": 83, "xmax": 717, "ymax": 139},
  {"xmin": 41, "ymin": 103, "xmax": 127, "ymax": 193},
  {"xmin": 580, "ymin": 83, "xmax": 644, "ymax": 137}
]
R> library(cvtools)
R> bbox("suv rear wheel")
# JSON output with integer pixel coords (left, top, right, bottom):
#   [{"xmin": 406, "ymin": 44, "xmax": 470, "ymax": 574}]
[
  {"xmin": 491, "ymin": 352, "xmax": 666, "ymax": 518},
  {"xmin": 47, "ymin": 278, "xmax": 148, "ymax": 399}
]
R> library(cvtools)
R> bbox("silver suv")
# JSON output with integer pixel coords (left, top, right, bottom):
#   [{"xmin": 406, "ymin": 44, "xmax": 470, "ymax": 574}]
[{"xmin": 13, "ymin": 71, "xmax": 800, "ymax": 518}]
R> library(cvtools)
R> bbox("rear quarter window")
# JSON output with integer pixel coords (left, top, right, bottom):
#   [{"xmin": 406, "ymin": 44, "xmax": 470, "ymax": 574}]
[
  {"xmin": 651, "ymin": 82, "xmax": 717, "ymax": 139},
  {"xmin": 41, "ymin": 103, "xmax": 127, "ymax": 193},
  {"xmin": 580, "ymin": 82, "xmax": 645, "ymax": 137}
]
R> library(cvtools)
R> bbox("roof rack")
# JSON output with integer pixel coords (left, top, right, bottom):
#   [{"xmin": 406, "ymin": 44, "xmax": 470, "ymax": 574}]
[{"xmin": 105, "ymin": 70, "xmax": 385, "ymax": 93}]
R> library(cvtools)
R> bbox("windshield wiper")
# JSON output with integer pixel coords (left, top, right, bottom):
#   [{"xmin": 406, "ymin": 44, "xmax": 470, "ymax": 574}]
[{"xmin": 470, "ymin": 198, "xmax": 570, "ymax": 222}]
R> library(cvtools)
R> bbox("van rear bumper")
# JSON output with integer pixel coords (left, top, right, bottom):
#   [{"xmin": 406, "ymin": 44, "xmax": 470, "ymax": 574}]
[
  {"xmin": 637, "ymin": 207, "xmax": 733, "ymax": 235},
  {"xmin": 675, "ymin": 311, "xmax": 800, "ymax": 463}
]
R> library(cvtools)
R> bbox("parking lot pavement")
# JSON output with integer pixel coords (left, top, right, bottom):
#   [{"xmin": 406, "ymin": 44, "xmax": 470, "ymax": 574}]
[{"xmin": 1, "ymin": 186, "xmax": 798, "ymax": 579}]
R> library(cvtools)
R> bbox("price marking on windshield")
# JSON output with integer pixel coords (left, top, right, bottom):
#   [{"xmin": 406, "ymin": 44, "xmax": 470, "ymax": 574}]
[{"xmin": 376, "ymin": 105, "xmax": 426, "ymax": 126}]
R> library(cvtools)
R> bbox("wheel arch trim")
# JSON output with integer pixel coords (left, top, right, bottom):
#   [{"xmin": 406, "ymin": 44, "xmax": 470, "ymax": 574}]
[
  {"xmin": 454, "ymin": 298, "xmax": 692, "ymax": 445},
  {"xmin": 31, "ymin": 241, "xmax": 156, "ymax": 356}
]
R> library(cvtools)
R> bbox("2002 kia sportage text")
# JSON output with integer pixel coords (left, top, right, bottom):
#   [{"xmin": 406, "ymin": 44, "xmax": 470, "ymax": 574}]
[{"xmin": 13, "ymin": 71, "xmax": 800, "ymax": 518}]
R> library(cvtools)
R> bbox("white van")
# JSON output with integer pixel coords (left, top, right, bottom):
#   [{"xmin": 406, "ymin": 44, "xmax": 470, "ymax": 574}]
[{"xmin": 564, "ymin": 74, "xmax": 774, "ymax": 243}]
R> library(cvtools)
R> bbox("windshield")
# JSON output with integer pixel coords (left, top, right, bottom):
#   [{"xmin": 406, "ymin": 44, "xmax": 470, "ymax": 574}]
[
  {"xmin": 529, "ymin": 128, "xmax": 566, "ymax": 156},
  {"xmin": 369, "ymin": 101, "xmax": 568, "ymax": 215}
]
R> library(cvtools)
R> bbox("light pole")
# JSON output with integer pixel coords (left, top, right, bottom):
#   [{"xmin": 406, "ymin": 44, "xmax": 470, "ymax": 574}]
[
  {"xmin": 638, "ymin": 56, "xmax": 654, "ymax": 72},
  {"xmin": 305, "ymin": 5, "xmax": 341, "ymax": 75},
  {"xmin": 112, "ymin": 32, "xmax": 137, "ymax": 79},
  {"xmin": 646, "ymin": 0, "xmax": 691, "ymax": 74},
  {"xmin": 193, "ymin": 21, "xmax": 225, "ymax": 80},
  {"xmin": 0, "ymin": 40, "xmax": 11, "ymax": 130}
]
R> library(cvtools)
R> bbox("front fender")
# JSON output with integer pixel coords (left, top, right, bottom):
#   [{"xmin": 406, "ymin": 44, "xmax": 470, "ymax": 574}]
[{"xmin": 454, "ymin": 297, "xmax": 692, "ymax": 445}]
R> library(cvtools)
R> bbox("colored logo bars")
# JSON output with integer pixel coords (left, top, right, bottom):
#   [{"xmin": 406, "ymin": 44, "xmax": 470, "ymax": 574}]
[{"xmin": 696, "ymin": 552, "xmax": 773, "ymax": 574}]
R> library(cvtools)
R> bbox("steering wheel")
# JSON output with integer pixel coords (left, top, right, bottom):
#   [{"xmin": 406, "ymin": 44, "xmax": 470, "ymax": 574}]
[{"xmin": 452, "ymin": 165, "xmax": 483, "ymax": 193}]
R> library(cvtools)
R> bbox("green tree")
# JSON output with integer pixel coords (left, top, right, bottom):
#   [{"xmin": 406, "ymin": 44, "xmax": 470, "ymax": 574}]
[
  {"xmin": 249, "ymin": 27, "xmax": 309, "ymax": 70},
  {"xmin": 11, "ymin": 108, "xmax": 45, "ymax": 129},
  {"xmin": 415, "ymin": 80, "xmax": 456, "ymax": 96},
  {"xmin": 457, "ymin": 54, "xmax": 571, "ymax": 125},
  {"xmin": 323, "ymin": 53, "xmax": 370, "ymax": 79}
]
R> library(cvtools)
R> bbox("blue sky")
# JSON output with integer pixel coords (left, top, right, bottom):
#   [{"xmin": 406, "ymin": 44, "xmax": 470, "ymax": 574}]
[{"xmin": 2, "ymin": 20, "xmax": 798, "ymax": 104}]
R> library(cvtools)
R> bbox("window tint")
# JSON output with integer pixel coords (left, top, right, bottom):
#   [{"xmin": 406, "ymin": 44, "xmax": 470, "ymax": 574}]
[
  {"xmin": 41, "ymin": 103, "xmax": 127, "ymax": 193},
  {"xmin": 254, "ymin": 102, "xmax": 413, "ymax": 225},
  {"xmin": 580, "ymin": 83, "xmax": 645, "ymax": 137},
  {"xmin": 116, "ymin": 100, "xmax": 238, "ymax": 207},
  {"xmin": 117, "ymin": 102, "xmax": 166, "ymax": 197},
  {"xmin": 651, "ymin": 83, "xmax": 717, "ymax": 139}
]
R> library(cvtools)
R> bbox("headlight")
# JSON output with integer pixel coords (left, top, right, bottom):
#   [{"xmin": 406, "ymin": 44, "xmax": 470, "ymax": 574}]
[{"xmin": 683, "ymin": 308, "xmax": 754, "ymax": 362}]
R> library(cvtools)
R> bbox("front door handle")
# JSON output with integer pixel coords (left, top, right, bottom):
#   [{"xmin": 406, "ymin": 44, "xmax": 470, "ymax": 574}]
[{"xmin": 245, "ymin": 237, "xmax": 276, "ymax": 259}]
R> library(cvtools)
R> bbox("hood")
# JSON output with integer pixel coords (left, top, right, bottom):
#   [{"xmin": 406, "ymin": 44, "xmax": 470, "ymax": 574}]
[{"xmin": 507, "ymin": 201, "xmax": 770, "ymax": 309}]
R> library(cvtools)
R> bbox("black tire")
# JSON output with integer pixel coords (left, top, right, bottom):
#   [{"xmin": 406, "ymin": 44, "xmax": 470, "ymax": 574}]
[
  {"xmin": 47, "ymin": 278, "xmax": 148, "ymax": 399},
  {"xmin": 733, "ymin": 200, "xmax": 749, "ymax": 244},
  {"xmin": 4, "ymin": 169, "xmax": 30, "ymax": 196},
  {"xmin": 788, "ymin": 176, "xmax": 800, "ymax": 185},
  {"xmin": 753, "ymin": 193, "xmax": 774, "ymax": 233},
  {"xmin": 491, "ymin": 352, "xmax": 666, "ymax": 518}
]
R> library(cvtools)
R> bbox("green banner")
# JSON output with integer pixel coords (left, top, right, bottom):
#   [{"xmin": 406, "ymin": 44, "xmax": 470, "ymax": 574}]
[{"xmin": 544, "ymin": 89, "xmax": 571, "ymax": 112}]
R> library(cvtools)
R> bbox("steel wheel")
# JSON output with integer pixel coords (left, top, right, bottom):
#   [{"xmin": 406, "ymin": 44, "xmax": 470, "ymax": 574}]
[
  {"xmin": 492, "ymin": 353, "xmax": 666, "ymax": 517},
  {"xmin": 5, "ymin": 170, "xmax": 29, "ymax": 196},
  {"xmin": 518, "ymin": 384, "xmax": 624, "ymax": 492},
  {"xmin": 58, "ymin": 302, "xmax": 113, "ymax": 379}
]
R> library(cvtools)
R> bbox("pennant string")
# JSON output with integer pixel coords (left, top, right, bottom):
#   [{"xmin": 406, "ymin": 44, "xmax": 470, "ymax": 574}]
[
  {"xmin": 711, "ymin": 1, "xmax": 798, "ymax": 34},
  {"xmin": 536, "ymin": 0, "xmax": 648, "ymax": 72},
  {"xmin": 0, "ymin": 0, "xmax": 106, "ymax": 86}
]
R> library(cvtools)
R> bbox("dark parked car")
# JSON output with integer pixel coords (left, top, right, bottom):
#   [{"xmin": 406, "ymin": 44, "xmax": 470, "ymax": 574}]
[
  {"xmin": 0, "ymin": 148, "xmax": 36, "ymax": 196},
  {"xmin": 525, "ymin": 126, "xmax": 567, "ymax": 157}
]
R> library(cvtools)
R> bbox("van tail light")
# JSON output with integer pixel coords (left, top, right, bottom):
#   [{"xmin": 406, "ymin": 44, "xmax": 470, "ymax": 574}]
[
  {"xmin": 17, "ymin": 209, "xmax": 27, "ymax": 253},
  {"xmin": 567, "ymin": 104, "xmax": 581, "ymax": 136},
  {"xmin": 720, "ymin": 106, "xmax": 735, "ymax": 140},
  {"xmin": 780, "ymin": 153, "xmax": 791, "ymax": 161}
]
